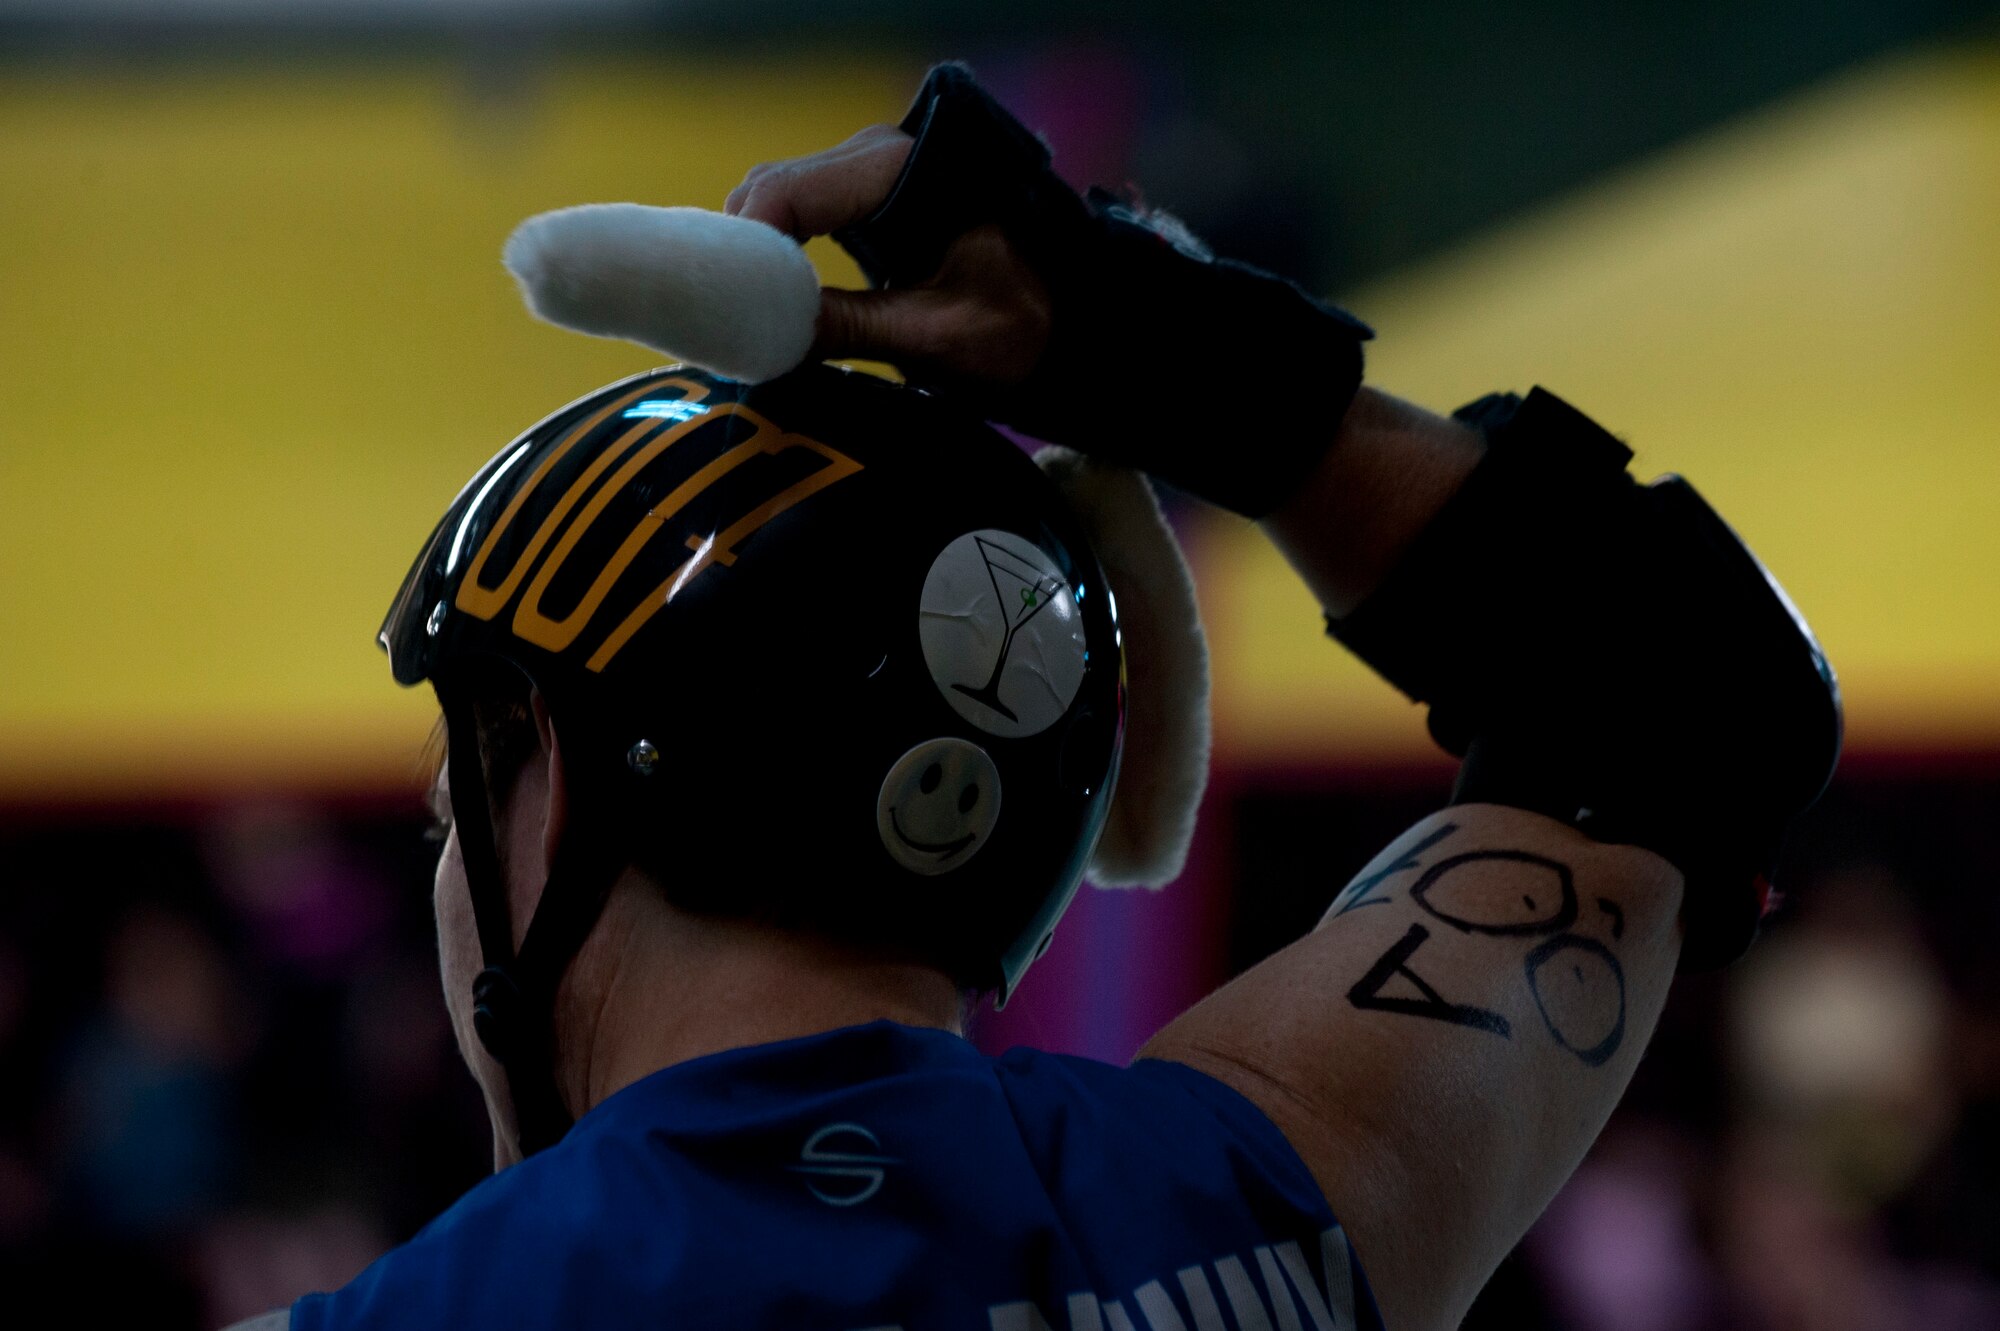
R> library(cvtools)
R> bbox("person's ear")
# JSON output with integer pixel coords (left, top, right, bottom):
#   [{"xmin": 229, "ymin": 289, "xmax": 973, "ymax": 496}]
[{"xmin": 529, "ymin": 689, "xmax": 570, "ymax": 875}]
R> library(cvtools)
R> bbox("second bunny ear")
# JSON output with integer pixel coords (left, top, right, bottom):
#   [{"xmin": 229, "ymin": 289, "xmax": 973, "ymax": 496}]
[
  {"xmin": 503, "ymin": 204, "xmax": 820, "ymax": 384},
  {"xmin": 1034, "ymin": 447, "xmax": 1212, "ymax": 890}
]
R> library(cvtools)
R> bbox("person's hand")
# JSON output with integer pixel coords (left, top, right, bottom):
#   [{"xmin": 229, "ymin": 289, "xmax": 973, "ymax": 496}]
[
  {"xmin": 723, "ymin": 125, "xmax": 1053, "ymax": 387},
  {"xmin": 725, "ymin": 64, "xmax": 1369, "ymax": 519}
]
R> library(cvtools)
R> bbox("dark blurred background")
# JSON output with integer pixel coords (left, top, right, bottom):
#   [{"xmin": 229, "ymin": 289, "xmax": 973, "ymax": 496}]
[{"xmin": 5, "ymin": 2, "xmax": 2000, "ymax": 1327}]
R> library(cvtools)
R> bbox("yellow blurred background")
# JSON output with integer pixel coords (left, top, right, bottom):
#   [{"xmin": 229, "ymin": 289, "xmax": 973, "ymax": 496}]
[
  {"xmin": 0, "ymin": 53, "xmax": 902, "ymax": 795},
  {"xmin": 1201, "ymin": 46, "xmax": 2000, "ymax": 763},
  {"xmin": 6, "ymin": 45, "xmax": 1998, "ymax": 797}
]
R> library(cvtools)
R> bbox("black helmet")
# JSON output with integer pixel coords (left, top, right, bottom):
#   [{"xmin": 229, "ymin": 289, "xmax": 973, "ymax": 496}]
[{"xmin": 380, "ymin": 363, "xmax": 1123, "ymax": 1150}]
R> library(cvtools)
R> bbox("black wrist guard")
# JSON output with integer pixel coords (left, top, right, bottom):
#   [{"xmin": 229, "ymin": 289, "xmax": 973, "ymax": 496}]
[
  {"xmin": 835, "ymin": 62, "xmax": 1373, "ymax": 519},
  {"xmin": 1327, "ymin": 389, "xmax": 1843, "ymax": 969}
]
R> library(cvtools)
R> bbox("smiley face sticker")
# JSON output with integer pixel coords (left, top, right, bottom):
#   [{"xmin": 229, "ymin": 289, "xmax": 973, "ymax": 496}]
[{"xmin": 876, "ymin": 738, "xmax": 1002, "ymax": 875}]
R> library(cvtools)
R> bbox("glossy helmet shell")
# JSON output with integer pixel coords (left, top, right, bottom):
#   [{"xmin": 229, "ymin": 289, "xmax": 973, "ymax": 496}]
[{"xmin": 381, "ymin": 364, "xmax": 1123, "ymax": 999}]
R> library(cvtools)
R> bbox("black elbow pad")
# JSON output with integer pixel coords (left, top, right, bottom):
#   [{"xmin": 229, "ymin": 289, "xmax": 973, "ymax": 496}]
[{"xmin": 1327, "ymin": 388, "xmax": 1842, "ymax": 969}]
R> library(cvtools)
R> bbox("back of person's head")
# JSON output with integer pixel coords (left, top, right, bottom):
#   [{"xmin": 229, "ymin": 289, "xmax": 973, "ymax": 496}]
[{"xmin": 383, "ymin": 364, "xmax": 1127, "ymax": 1150}]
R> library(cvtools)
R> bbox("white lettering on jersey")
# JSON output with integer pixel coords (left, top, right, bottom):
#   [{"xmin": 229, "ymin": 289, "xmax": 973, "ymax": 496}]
[
  {"xmin": 1174, "ymin": 1266, "xmax": 1229, "ymax": 1331},
  {"xmin": 981, "ymin": 1226, "xmax": 1357, "ymax": 1331},
  {"xmin": 989, "ymin": 1304, "xmax": 1054, "ymax": 1331},
  {"xmin": 1274, "ymin": 1231, "xmax": 1357, "ymax": 1331},
  {"xmin": 1133, "ymin": 1280, "xmax": 1187, "ymax": 1331},
  {"xmin": 1066, "ymin": 1293, "xmax": 1106, "ymax": 1331},
  {"xmin": 1213, "ymin": 1255, "xmax": 1276, "ymax": 1331},
  {"xmin": 1255, "ymin": 1247, "xmax": 1304, "ymax": 1331}
]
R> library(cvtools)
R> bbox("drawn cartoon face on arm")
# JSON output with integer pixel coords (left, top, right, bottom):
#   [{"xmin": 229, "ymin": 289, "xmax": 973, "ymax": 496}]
[{"xmin": 1409, "ymin": 851, "xmax": 1580, "ymax": 936}]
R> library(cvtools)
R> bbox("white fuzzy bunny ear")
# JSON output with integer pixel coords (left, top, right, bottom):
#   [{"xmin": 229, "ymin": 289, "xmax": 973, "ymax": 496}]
[
  {"xmin": 503, "ymin": 204, "xmax": 820, "ymax": 383},
  {"xmin": 1035, "ymin": 448, "xmax": 1212, "ymax": 888}
]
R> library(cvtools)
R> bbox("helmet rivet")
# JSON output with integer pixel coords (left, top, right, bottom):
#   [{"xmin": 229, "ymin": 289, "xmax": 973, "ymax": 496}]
[
  {"xmin": 626, "ymin": 739, "xmax": 661, "ymax": 776},
  {"xmin": 426, "ymin": 600, "xmax": 448, "ymax": 637}
]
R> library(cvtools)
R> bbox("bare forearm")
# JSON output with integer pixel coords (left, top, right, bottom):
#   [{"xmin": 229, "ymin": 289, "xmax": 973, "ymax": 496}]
[
  {"xmin": 1261, "ymin": 387, "xmax": 1486, "ymax": 617},
  {"xmin": 1309, "ymin": 807, "xmax": 1682, "ymax": 1328},
  {"xmin": 1149, "ymin": 805, "xmax": 1684, "ymax": 1331}
]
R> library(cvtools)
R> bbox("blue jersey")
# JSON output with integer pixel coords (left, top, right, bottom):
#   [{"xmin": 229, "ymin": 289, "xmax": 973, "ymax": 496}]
[{"xmin": 292, "ymin": 1022, "xmax": 1382, "ymax": 1331}]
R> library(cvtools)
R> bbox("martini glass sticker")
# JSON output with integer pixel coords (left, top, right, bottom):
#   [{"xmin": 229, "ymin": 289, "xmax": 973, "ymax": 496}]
[{"xmin": 919, "ymin": 530, "xmax": 1087, "ymax": 739}]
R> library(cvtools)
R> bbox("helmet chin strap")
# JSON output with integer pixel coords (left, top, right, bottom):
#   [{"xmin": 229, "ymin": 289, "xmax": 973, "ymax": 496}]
[{"xmin": 442, "ymin": 692, "xmax": 624, "ymax": 1159}]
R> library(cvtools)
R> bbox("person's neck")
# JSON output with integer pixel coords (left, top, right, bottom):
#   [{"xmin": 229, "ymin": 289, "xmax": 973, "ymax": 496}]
[{"xmin": 554, "ymin": 871, "xmax": 966, "ymax": 1117}]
